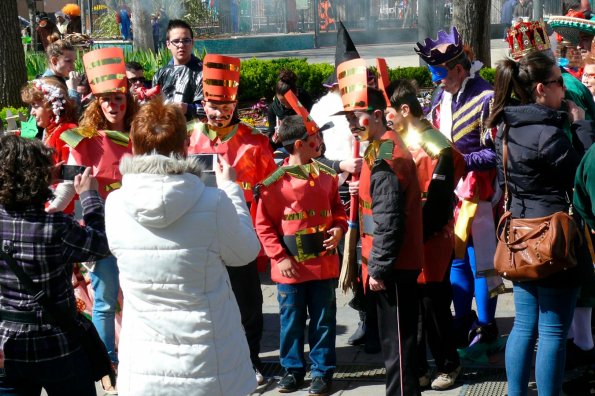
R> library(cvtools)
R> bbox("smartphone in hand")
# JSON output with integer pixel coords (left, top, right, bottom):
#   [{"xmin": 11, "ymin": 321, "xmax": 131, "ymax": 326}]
[
  {"xmin": 188, "ymin": 154, "xmax": 218, "ymax": 173},
  {"xmin": 59, "ymin": 165, "xmax": 86, "ymax": 181}
]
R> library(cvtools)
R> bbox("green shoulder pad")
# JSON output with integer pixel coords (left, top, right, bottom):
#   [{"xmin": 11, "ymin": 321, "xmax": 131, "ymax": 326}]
[
  {"xmin": 104, "ymin": 130, "xmax": 130, "ymax": 147},
  {"xmin": 421, "ymin": 128, "xmax": 451, "ymax": 159},
  {"xmin": 313, "ymin": 159, "xmax": 337, "ymax": 176},
  {"xmin": 378, "ymin": 140, "xmax": 395, "ymax": 160},
  {"xmin": 262, "ymin": 167, "xmax": 286, "ymax": 187},
  {"xmin": 59, "ymin": 128, "xmax": 87, "ymax": 148}
]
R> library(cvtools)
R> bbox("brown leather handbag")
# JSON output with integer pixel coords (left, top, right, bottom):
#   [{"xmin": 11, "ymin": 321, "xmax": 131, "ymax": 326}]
[{"xmin": 493, "ymin": 125, "xmax": 581, "ymax": 282}]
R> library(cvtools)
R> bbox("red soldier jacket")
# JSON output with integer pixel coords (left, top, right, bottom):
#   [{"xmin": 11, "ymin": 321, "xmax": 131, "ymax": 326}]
[
  {"xmin": 400, "ymin": 120, "xmax": 463, "ymax": 283},
  {"xmin": 188, "ymin": 121, "xmax": 277, "ymax": 204},
  {"xmin": 255, "ymin": 160, "xmax": 348, "ymax": 284},
  {"xmin": 60, "ymin": 128, "xmax": 131, "ymax": 200},
  {"xmin": 359, "ymin": 130, "xmax": 424, "ymax": 289}
]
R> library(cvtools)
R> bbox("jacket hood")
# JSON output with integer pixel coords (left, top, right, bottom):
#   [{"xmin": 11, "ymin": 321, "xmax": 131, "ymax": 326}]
[
  {"xmin": 503, "ymin": 103, "xmax": 567, "ymax": 128},
  {"xmin": 117, "ymin": 154, "xmax": 205, "ymax": 229}
]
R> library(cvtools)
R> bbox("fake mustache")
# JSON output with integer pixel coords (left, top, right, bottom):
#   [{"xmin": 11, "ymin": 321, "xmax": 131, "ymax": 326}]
[
  {"xmin": 208, "ymin": 115, "xmax": 231, "ymax": 121},
  {"xmin": 350, "ymin": 126, "xmax": 367, "ymax": 133}
]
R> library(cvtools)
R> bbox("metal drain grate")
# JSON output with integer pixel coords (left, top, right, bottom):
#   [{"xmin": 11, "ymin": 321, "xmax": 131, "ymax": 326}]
[
  {"xmin": 260, "ymin": 361, "xmax": 386, "ymax": 382},
  {"xmin": 459, "ymin": 368, "xmax": 508, "ymax": 396}
]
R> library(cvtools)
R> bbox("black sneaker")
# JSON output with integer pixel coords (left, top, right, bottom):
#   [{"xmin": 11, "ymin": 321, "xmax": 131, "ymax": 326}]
[
  {"xmin": 309, "ymin": 376, "xmax": 331, "ymax": 396},
  {"xmin": 277, "ymin": 372, "xmax": 304, "ymax": 393}
]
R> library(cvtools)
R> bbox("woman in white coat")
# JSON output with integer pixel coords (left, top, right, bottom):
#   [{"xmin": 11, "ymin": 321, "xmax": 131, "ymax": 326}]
[{"xmin": 105, "ymin": 99, "xmax": 260, "ymax": 396}]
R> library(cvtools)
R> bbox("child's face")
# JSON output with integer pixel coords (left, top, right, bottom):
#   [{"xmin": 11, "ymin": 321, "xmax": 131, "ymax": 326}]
[
  {"xmin": 298, "ymin": 131, "xmax": 322, "ymax": 160},
  {"xmin": 31, "ymin": 101, "xmax": 53, "ymax": 128},
  {"xmin": 203, "ymin": 101, "xmax": 237, "ymax": 128}
]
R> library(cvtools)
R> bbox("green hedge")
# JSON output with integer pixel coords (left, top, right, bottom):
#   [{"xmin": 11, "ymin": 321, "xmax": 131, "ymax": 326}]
[
  {"xmin": 23, "ymin": 52, "xmax": 497, "ymax": 102},
  {"xmin": 0, "ymin": 107, "xmax": 28, "ymax": 129}
]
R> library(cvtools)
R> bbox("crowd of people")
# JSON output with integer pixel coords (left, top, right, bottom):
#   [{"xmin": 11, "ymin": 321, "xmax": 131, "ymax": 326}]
[{"xmin": 0, "ymin": 1, "xmax": 595, "ymax": 396}]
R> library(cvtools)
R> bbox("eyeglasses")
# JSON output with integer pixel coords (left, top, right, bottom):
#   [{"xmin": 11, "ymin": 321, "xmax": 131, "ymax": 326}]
[
  {"xmin": 168, "ymin": 38, "xmax": 193, "ymax": 47},
  {"xmin": 128, "ymin": 77, "xmax": 146, "ymax": 84},
  {"xmin": 542, "ymin": 77, "xmax": 564, "ymax": 88}
]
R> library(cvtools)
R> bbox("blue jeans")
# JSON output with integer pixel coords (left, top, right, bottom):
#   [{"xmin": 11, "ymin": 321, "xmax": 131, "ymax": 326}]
[
  {"xmin": 505, "ymin": 282, "xmax": 579, "ymax": 396},
  {"xmin": 277, "ymin": 279, "xmax": 337, "ymax": 379},
  {"xmin": 450, "ymin": 243, "xmax": 498, "ymax": 325},
  {"xmin": 0, "ymin": 348, "xmax": 96, "ymax": 395},
  {"xmin": 91, "ymin": 255, "xmax": 120, "ymax": 364}
]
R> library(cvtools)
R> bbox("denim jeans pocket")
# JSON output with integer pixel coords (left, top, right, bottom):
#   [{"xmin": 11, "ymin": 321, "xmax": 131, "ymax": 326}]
[{"xmin": 277, "ymin": 283, "xmax": 299, "ymax": 309}]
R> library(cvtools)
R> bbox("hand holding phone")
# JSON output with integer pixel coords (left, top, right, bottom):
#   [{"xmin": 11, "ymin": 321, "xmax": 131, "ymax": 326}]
[
  {"xmin": 73, "ymin": 167, "xmax": 98, "ymax": 194},
  {"xmin": 215, "ymin": 156, "xmax": 236, "ymax": 185},
  {"xmin": 188, "ymin": 154, "xmax": 217, "ymax": 172},
  {"xmin": 59, "ymin": 164, "xmax": 87, "ymax": 181}
]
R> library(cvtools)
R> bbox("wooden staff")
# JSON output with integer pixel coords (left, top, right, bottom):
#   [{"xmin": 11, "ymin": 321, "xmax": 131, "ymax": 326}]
[{"xmin": 339, "ymin": 137, "xmax": 360, "ymax": 292}]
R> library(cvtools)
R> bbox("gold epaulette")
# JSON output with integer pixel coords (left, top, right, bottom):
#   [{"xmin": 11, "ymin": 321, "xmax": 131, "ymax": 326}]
[
  {"xmin": 312, "ymin": 159, "xmax": 337, "ymax": 176},
  {"xmin": 364, "ymin": 139, "xmax": 394, "ymax": 166},
  {"xmin": 262, "ymin": 167, "xmax": 286, "ymax": 187},
  {"xmin": 60, "ymin": 127, "xmax": 98, "ymax": 148},
  {"xmin": 421, "ymin": 128, "xmax": 451, "ymax": 159}
]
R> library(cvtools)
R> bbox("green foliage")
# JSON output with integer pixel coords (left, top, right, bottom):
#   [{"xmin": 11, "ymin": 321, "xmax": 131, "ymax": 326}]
[
  {"xmin": 0, "ymin": 107, "xmax": 29, "ymax": 128},
  {"xmin": 238, "ymin": 58, "xmax": 334, "ymax": 102},
  {"xmin": 480, "ymin": 68, "xmax": 496, "ymax": 85},
  {"xmin": 124, "ymin": 47, "xmax": 172, "ymax": 80},
  {"xmin": 25, "ymin": 53, "xmax": 47, "ymax": 80},
  {"xmin": 93, "ymin": 8, "xmax": 121, "ymax": 39},
  {"xmin": 389, "ymin": 67, "xmax": 433, "ymax": 89}
]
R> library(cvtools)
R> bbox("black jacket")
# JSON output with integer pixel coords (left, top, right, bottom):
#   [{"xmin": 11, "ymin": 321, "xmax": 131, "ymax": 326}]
[
  {"xmin": 496, "ymin": 103, "xmax": 593, "ymax": 287},
  {"xmin": 152, "ymin": 54, "xmax": 204, "ymax": 121},
  {"xmin": 266, "ymin": 90, "xmax": 313, "ymax": 145}
]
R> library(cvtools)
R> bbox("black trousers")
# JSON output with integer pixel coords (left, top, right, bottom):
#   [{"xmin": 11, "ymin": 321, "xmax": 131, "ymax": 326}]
[
  {"xmin": 417, "ymin": 268, "xmax": 460, "ymax": 374},
  {"xmin": 226, "ymin": 260, "xmax": 264, "ymax": 369},
  {"xmin": 372, "ymin": 270, "xmax": 421, "ymax": 396}
]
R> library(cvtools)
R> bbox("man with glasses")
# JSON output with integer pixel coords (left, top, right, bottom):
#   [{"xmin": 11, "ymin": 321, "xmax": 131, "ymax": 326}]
[
  {"xmin": 415, "ymin": 27, "xmax": 503, "ymax": 350},
  {"xmin": 152, "ymin": 19, "xmax": 204, "ymax": 121}
]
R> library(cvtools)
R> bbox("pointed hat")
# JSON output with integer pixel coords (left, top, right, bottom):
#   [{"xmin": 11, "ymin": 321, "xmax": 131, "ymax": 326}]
[{"xmin": 325, "ymin": 21, "xmax": 361, "ymax": 88}]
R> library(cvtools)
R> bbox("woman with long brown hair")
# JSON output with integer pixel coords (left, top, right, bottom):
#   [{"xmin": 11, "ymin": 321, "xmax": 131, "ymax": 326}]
[
  {"xmin": 48, "ymin": 48, "xmax": 138, "ymax": 394},
  {"xmin": 488, "ymin": 50, "xmax": 594, "ymax": 396}
]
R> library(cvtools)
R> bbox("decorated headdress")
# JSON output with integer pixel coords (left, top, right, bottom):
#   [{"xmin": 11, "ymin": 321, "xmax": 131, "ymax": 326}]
[
  {"xmin": 324, "ymin": 21, "xmax": 361, "ymax": 88},
  {"xmin": 31, "ymin": 79, "xmax": 66, "ymax": 123},
  {"xmin": 82, "ymin": 48, "xmax": 127, "ymax": 95},
  {"xmin": 336, "ymin": 58, "xmax": 369, "ymax": 114},
  {"xmin": 375, "ymin": 58, "xmax": 391, "ymax": 106},
  {"xmin": 414, "ymin": 27, "xmax": 464, "ymax": 66},
  {"xmin": 548, "ymin": 13, "xmax": 595, "ymax": 46},
  {"xmin": 283, "ymin": 89, "xmax": 318, "ymax": 137},
  {"xmin": 506, "ymin": 20, "xmax": 551, "ymax": 60},
  {"xmin": 202, "ymin": 54, "xmax": 241, "ymax": 102},
  {"xmin": 62, "ymin": 3, "xmax": 81, "ymax": 17}
]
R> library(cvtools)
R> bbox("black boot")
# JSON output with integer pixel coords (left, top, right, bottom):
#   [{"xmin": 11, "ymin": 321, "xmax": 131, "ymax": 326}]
[
  {"xmin": 468, "ymin": 321, "xmax": 499, "ymax": 346},
  {"xmin": 452, "ymin": 310, "xmax": 477, "ymax": 348},
  {"xmin": 348, "ymin": 311, "xmax": 367, "ymax": 346}
]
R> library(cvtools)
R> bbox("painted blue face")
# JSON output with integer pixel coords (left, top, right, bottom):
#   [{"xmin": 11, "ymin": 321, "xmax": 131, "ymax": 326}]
[{"xmin": 428, "ymin": 64, "xmax": 449, "ymax": 83}]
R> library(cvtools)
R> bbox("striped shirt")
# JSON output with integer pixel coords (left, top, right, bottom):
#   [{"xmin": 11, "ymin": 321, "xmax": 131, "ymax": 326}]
[{"xmin": 0, "ymin": 190, "xmax": 110, "ymax": 363}]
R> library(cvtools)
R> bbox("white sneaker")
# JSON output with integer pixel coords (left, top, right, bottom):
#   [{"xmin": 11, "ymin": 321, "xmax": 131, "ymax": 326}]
[
  {"xmin": 255, "ymin": 369, "xmax": 265, "ymax": 386},
  {"xmin": 419, "ymin": 371, "xmax": 431, "ymax": 388},
  {"xmin": 431, "ymin": 366, "xmax": 461, "ymax": 390}
]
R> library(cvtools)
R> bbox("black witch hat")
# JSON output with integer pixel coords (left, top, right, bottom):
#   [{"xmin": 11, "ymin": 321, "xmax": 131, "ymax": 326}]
[{"xmin": 324, "ymin": 21, "xmax": 360, "ymax": 88}]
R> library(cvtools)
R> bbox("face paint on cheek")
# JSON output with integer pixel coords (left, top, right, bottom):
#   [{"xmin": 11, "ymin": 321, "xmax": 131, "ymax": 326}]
[
  {"xmin": 120, "ymin": 104, "xmax": 126, "ymax": 112},
  {"xmin": 308, "ymin": 141, "xmax": 316, "ymax": 148},
  {"xmin": 362, "ymin": 118, "xmax": 369, "ymax": 127}
]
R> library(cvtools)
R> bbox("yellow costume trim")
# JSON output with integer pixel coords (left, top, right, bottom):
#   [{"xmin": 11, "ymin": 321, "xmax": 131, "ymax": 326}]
[
  {"xmin": 451, "ymin": 91, "xmax": 492, "ymax": 131},
  {"xmin": 454, "ymin": 195, "xmax": 479, "ymax": 259},
  {"xmin": 452, "ymin": 118, "xmax": 480, "ymax": 143}
]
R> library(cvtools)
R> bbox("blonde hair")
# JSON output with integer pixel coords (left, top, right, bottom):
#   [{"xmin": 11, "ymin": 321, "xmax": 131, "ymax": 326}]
[{"xmin": 79, "ymin": 93, "xmax": 139, "ymax": 132}]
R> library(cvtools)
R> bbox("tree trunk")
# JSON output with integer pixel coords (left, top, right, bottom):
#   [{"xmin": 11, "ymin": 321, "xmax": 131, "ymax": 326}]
[
  {"xmin": 452, "ymin": 0, "xmax": 491, "ymax": 67},
  {"xmin": 0, "ymin": 0, "xmax": 27, "ymax": 109},
  {"xmin": 131, "ymin": 0, "xmax": 154, "ymax": 51}
]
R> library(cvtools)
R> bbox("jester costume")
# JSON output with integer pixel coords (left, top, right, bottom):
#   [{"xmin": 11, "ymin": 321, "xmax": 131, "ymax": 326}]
[{"xmin": 416, "ymin": 27, "xmax": 502, "ymax": 347}]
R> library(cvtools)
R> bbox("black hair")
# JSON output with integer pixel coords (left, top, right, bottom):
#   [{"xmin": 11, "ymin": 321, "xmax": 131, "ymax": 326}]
[
  {"xmin": 487, "ymin": 51, "xmax": 556, "ymax": 128},
  {"xmin": 278, "ymin": 115, "xmax": 308, "ymax": 154},
  {"xmin": 125, "ymin": 61, "xmax": 144, "ymax": 72},
  {"xmin": 386, "ymin": 79, "xmax": 423, "ymax": 117},
  {"xmin": 275, "ymin": 69, "xmax": 298, "ymax": 95},
  {"xmin": 166, "ymin": 19, "xmax": 193, "ymax": 39}
]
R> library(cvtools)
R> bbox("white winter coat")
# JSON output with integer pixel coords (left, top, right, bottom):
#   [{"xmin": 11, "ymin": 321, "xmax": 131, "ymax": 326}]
[{"xmin": 105, "ymin": 154, "xmax": 259, "ymax": 396}]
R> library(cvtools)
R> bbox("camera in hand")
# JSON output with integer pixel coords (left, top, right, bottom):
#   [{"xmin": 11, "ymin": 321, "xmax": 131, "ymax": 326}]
[
  {"xmin": 188, "ymin": 154, "xmax": 217, "ymax": 173},
  {"xmin": 60, "ymin": 165, "xmax": 86, "ymax": 181}
]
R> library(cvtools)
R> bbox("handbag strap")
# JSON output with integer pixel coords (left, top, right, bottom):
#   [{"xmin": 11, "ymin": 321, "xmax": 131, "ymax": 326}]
[
  {"xmin": 0, "ymin": 243, "xmax": 77, "ymax": 332},
  {"xmin": 502, "ymin": 123, "xmax": 511, "ymax": 211}
]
